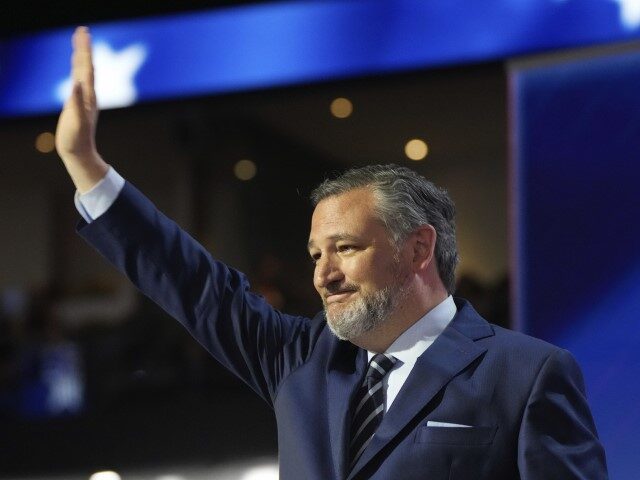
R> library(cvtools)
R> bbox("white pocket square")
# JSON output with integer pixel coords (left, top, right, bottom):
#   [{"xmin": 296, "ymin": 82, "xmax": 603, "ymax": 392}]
[{"xmin": 426, "ymin": 421, "xmax": 472, "ymax": 428}]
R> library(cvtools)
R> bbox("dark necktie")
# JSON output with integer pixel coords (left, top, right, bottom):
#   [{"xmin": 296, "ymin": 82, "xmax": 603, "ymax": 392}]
[{"xmin": 348, "ymin": 353, "xmax": 397, "ymax": 469}]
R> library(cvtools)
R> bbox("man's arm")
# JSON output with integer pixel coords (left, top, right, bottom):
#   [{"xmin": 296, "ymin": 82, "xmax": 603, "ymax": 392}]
[
  {"xmin": 56, "ymin": 26, "xmax": 109, "ymax": 193},
  {"xmin": 518, "ymin": 348, "xmax": 608, "ymax": 479},
  {"xmin": 78, "ymin": 182, "xmax": 316, "ymax": 404},
  {"xmin": 55, "ymin": 27, "xmax": 319, "ymax": 405}
]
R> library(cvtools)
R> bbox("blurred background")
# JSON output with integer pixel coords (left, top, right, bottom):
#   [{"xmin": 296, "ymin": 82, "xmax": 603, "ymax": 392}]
[{"xmin": 0, "ymin": 1, "xmax": 638, "ymax": 479}]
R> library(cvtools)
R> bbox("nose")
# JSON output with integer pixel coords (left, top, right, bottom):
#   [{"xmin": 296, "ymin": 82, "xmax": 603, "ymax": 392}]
[{"xmin": 314, "ymin": 255, "xmax": 344, "ymax": 290}]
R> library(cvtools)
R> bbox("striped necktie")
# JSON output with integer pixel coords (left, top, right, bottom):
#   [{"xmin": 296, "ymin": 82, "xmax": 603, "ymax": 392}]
[{"xmin": 348, "ymin": 353, "xmax": 397, "ymax": 469}]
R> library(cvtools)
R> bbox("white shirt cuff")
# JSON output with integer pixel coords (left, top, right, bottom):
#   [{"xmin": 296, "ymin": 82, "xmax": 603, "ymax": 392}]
[{"xmin": 73, "ymin": 166, "xmax": 125, "ymax": 223}]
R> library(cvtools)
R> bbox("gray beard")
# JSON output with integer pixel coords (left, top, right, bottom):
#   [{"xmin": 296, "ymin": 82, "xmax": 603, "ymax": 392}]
[{"xmin": 324, "ymin": 283, "xmax": 406, "ymax": 341}]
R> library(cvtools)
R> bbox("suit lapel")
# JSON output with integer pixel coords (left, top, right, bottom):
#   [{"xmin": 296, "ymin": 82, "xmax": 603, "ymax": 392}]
[
  {"xmin": 347, "ymin": 303, "xmax": 493, "ymax": 479},
  {"xmin": 327, "ymin": 339, "xmax": 367, "ymax": 480}
]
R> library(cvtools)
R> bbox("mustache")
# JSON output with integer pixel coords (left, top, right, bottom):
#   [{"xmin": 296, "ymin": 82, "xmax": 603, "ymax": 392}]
[{"xmin": 325, "ymin": 283, "xmax": 359, "ymax": 296}]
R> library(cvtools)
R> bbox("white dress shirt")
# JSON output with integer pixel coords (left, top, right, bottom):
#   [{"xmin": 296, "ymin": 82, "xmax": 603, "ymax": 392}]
[
  {"xmin": 74, "ymin": 166, "xmax": 125, "ymax": 222},
  {"xmin": 368, "ymin": 296, "xmax": 456, "ymax": 412},
  {"xmin": 75, "ymin": 167, "xmax": 458, "ymax": 414}
]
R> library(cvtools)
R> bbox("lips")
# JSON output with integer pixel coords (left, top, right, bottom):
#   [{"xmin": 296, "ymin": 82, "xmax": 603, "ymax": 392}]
[{"xmin": 325, "ymin": 290, "xmax": 356, "ymax": 304}]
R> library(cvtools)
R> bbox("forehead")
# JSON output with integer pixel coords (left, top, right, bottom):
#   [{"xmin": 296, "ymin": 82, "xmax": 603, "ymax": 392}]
[{"xmin": 309, "ymin": 188, "xmax": 386, "ymax": 244}]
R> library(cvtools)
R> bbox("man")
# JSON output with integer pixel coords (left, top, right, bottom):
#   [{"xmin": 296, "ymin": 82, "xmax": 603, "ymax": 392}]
[{"xmin": 56, "ymin": 27, "xmax": 608, "ymax": 479}]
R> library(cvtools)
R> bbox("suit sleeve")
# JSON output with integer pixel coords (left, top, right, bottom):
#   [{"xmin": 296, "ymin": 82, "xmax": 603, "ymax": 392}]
[
  {"xmin": 77, "ymin": 182, "xmax": 318, "ymax": 406},
  {"xmin": 517, "ymin": 348, "xmax": 608, "ymax": 479}
]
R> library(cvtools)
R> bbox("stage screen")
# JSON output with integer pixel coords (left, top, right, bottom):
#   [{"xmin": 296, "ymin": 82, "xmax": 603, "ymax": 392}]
[{"xmin": 2, "ymin": 0, "xmax": 640, "ymax": 117}]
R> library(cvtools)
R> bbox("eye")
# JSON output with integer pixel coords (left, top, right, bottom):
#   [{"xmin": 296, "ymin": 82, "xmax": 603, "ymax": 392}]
[
  {"xmin": 309, "ymin": 252, "xmax": 321, "ymax": 265},
  {"xmin": 337, "ymin": 244, "xmax": 356, "ymax": 253}
]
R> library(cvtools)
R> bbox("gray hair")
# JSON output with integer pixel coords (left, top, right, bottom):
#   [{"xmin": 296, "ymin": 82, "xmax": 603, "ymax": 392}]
[{"xmin": 311, "ymin": 164, "xmax": 459, "ymax": 293}]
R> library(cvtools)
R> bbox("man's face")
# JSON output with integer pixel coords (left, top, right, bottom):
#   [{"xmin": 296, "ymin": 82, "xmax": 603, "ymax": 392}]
[{"xmin": 308, "ymin": 188, "xmax": 410, "ymax": 341}]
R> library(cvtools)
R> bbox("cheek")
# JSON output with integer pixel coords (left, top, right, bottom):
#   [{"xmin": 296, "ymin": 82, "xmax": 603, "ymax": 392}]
[
  {"xmin": 342, "ymin": 257, "xmax": 367, "ymax": 280},
  {"xmin": 371, "ymin": 256, "xmax": 404, "ymax": 287},
  {"xmin": 345, "ymin": 256, "xmax": 385, "ymax": 287}
]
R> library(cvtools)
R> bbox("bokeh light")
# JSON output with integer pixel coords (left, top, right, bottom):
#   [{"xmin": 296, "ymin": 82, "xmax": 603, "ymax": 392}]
[
  {"xmin": 35, "ymin": 132, "xmax": 55, "ymax": 153},
  {"xmin": 89, "ymin": 471, "xmax": 121, "ymax": 480},
  {"xmin": 404, "ymin": 138, "xmax": 429, "ymax": 160},
  {"xmin": 330, "ymin": 97, "xmax": 353, "ymax": 118},
  {"xmin": 234, "ymin": 159, "xmax": 257, "ymax": 181}
]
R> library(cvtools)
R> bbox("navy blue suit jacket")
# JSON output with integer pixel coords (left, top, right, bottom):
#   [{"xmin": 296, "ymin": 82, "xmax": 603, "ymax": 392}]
[{"xmin": 79, "ymin": 183, "xmax": 608, "ymax": 479}]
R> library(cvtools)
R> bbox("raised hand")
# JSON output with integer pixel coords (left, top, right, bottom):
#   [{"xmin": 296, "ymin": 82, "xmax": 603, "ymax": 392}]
[{"xmin": 56, "ymin": 26, "xmax": 109, "ymax": 193}]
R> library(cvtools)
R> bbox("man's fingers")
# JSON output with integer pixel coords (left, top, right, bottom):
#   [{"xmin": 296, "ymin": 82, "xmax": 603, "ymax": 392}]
[
  {"xmin": 72, "ymin": 81, "xmax": 84, "ymax": 113},
  {"xmin": 71, "ymin": 27, "xmax": 93, "ymax": 82},
  {"xmin": 61, "ymin": 81, "xmax": 85, "ymax": 120},
  {"xmin": 71, "ymin": 26, "xmax": 97, "ymax": 107}
]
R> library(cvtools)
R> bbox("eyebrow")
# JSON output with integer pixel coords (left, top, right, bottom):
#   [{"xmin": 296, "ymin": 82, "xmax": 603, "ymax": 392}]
[{"xmin": 307, "ymin": 233, "xmax": 360, "ymax": 250}]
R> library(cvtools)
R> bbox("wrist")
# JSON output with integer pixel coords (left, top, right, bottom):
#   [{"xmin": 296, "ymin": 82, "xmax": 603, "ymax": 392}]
[{"xmin": 62, "ymin": 151, "xmax": 109, "ymax": 194}]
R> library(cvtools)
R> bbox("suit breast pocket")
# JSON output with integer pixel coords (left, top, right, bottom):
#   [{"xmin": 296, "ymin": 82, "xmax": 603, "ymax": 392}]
[{"xmin": 415, "ymin": 425, "xmax": 497, "ymax": 446}]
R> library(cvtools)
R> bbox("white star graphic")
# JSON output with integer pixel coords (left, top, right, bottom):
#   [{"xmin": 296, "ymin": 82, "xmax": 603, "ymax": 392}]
[
  {"xmin": 57, "ymin": 41, "xmax": 148, "ymax": 109},
  {"xmin": 611, "ymin": 0, "xmax": 640, "ymax": 29}
]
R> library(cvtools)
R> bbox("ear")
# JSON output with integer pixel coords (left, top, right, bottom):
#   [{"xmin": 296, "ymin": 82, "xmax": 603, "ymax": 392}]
[{"xmin": 411, "ymin": 225, "xmax": 437, "ymax": 272}]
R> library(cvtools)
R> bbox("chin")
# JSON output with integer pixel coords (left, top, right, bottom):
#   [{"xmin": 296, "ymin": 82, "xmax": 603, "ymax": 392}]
[
  {"xmin": 325, "ymin": 306, "xmax": 381, "ymax": 342},
  {"xmin": 323, "ymin": 283, "xmax": 403, "ymax": 341}
]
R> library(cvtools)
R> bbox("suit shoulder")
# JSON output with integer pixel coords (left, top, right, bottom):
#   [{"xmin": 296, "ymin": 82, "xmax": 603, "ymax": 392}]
[
  {"xmin": 485, "ymin": 323, "xmax": 567, "ymax": 361},
  {"xmin": 454, "ymin": 298, "xmax": 560, "ymax": 355},
  {"xmin": 478, "ymin": 325, "xmax": 586, "ymax": 399},
  {"xmin": 491, "ymin": 324, "xmax": 558, "ymax": 348}
]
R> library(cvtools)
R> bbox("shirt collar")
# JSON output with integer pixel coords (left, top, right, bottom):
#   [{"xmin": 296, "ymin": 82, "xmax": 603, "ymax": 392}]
[{"xmin": 367, "ymin": 295, "xmax": 457, "ymax": 364}]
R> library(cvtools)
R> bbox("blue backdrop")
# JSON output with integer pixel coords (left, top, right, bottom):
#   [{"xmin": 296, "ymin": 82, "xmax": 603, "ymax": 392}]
[
  {"xmin": 2, "ymin": 0, "xmax": 640, "ymax": 117},
  {"xmin": 512, "ymin": 49, "xmax": 640, "ymax": 479}
]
